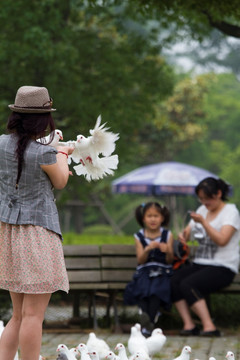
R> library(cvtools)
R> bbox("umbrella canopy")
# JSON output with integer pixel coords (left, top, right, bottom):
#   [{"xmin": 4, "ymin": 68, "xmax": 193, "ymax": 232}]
[{"xmin": 112, "ymin": 161, "xmax": 218, "ymax": 196}]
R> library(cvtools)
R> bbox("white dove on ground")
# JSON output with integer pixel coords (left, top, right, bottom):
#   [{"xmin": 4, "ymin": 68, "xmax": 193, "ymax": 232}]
[
  {"xmin": 131, "ymin": 351, "xmax": 151, "ymax": 360},
  {"xmin": 69, "ymin": 347, "xmax": 79, "ymax": 359},
  {"xmin": 134, "ymin": 323, "xmax": 147, "ymax": 342},
  {"xmin": 209, "ymin": 357, "xmax": 217, "ymax": 360},
  {"xmin": 115, "ymin": 343, "xmax": 129, "ymax": 360},
  {"xmin": 146, "ymin": 328, "xmax": 167, "ymax": 357},
  {"xmin": 38, "ymin": 129, "xmax": 63, "ymax": 147},
  {"xmin": 226, "ymin": 352, "xmax": 235, "ymax": 360},
  {"xmin": 105, "ymin": 351, "xmax": 120, "ymax": 360},
  {"xmin": 56, "ymin": 353, "xmax": 69, "ymax": 360},
  {"xmin": 173, "ymin": 346, "xmax": 191, "ymax": 360},
  {"xmin": 128, "ymin": 325, "xmax": 148, "ymax": 356},
  {"xmin": 76, "ymin": 343, "xmax": 92, "ymax": 360},
  {"xmin": 89, "ymin": 351, "xmax": 101, "ymax": 360},
  {"xmin": 70, "ymin": 115, "xmax": 119, "ymax": 181},
  {"xmin": 86, "ymin": 332, "xmax": 110, "ymax": 359},
  {"xmin": 56, "ymin": 344, "xmax": 77, "ymax": 360}
]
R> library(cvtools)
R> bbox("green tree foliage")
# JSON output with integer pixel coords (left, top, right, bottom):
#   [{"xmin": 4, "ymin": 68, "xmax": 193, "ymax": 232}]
[
  {"xmin": 174, "ymin": 73, "xmax": 240, "ymax": 207},
  {"xmin": 0, "ymin": 0, "xmax": 174, "ymax": 202},
  {"xmin": 119, "ymin": 0, "xmax": 240, "ymax": 40},
  {"xmin": 133, "ymin": 73, "xmax": 215, "ymax": 163}
]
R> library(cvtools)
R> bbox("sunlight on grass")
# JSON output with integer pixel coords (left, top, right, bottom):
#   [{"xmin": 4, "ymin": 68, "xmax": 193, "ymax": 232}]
[{"xmin": 62, "ymin": 232, "xmax": 133, "ymax": 245}]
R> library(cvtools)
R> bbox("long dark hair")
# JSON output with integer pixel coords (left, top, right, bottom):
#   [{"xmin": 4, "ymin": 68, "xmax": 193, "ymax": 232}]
[
  {"xmin": 135, "ymin": 201, "xmax": 170, "ymax": 227},
  {"xmin": 7, "ymin": 112, "xmax": 55, "ymax": 188},
  {"xmin": 195, "ymin": 177, "xmax": 230, "ymax": 201}
]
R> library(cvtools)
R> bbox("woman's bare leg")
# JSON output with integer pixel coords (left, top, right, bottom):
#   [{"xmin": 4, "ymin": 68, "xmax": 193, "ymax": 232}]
[
  {"xmin": 0, "ymin": 292, "xmax": 23, "ymax": 360},
  {"xmin": 19, "ymin": 293, "xmax": 51, "ymax": 360}
]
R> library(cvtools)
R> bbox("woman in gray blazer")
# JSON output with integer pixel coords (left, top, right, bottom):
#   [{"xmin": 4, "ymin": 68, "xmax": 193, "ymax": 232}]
[{"xmin": 0, "ymin": 86, "xmax": 74, "ymax": 360}]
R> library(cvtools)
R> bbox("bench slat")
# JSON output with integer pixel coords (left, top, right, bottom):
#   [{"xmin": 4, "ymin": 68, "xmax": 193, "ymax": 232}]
[
  {"xmin": 101, "ymin": 244, "xmax": 136, "ymax": 255},
  {"xmin": 69, "ymin": 283, "xmax": 109, "ymax": 290},
  {"xmin": 65, "ymin": 257, "xmax": 100, "ymax": 270},
  {"xmin": 63, "ymin": 245, "xmax": 100, "ymax": 256},
  {"xmin": 101, "ymin": 269, "xmax": 134, "ymax": 282},
  {"xmin": 101, "ymin": 256, "xmax": 137, "ymax": 269},
  {"xmin": 67, "ymin": 270, "xmax": 101, "ymax": 283}
]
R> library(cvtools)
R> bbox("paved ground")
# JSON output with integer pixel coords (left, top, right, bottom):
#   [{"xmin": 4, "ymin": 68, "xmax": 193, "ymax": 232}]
[
  {"xmin": 40, "ymin": 330, "xmax": 240, "ymax": 360},
  {"xmin": 37, "ymin": 305, "xmax": 240, "ymax": 360}
]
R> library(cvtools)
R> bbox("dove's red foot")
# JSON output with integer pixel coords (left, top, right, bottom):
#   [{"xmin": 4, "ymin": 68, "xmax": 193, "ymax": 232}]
[
  {"xmin": 80, "ymin": 159, "xmax": 85, "ymax": 166},
  {"xmin": 86, "ymin": 156, "xmax": 93, "ymax": 163}
]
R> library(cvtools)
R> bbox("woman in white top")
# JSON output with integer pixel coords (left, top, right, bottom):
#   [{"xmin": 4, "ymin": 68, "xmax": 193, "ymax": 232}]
[{"xmin": 171, "ymin": 177, "xmax": 240, "ymax": 337}]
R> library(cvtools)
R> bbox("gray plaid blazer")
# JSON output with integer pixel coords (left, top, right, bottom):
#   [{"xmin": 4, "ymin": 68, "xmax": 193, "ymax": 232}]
[{"xmin": 0, "ymin": 134, "xmax": 62, "ymax": 238}]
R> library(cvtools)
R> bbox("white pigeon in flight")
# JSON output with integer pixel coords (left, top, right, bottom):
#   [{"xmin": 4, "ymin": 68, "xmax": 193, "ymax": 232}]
[
  {"xmin": 70, "ymin": 115, "xmax": 119, "ymax": 181},
  {"xmin": 38, "ymin": 129, "xmax": 63, "ymax": 148}
]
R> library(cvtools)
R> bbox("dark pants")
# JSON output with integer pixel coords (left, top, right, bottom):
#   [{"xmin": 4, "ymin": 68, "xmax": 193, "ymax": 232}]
[
  {"xmin": 171, "ymin": 263, "xmax": 235, "ymax": 306},
  {"xmin": 138, "ymin": 295, "xmax": 162, "ymax": 323}
]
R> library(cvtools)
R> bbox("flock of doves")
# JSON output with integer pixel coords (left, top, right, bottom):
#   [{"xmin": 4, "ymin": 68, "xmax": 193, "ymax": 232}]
[
  {"xmin": 56, "ymin": 324, "xmax": 166, "ymax": 360},
  {"xmin": 38, "ymin": 115, "xmax": 119, "ymax": 182},
  {"xmin": 0, "ymin": 320, "xmax": 236, "ymax": 360},
  {"xmin": 53, "ymin": 324, "xmax": 236, "ymax": 360}
]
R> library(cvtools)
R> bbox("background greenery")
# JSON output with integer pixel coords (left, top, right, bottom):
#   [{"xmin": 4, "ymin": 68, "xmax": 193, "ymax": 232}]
[
  {"xmin": 1, "ymin": 0, "xmax": 240, "ymax": 328},
  {"xmin": 1, "ymin": 1, "xmax": 239, "ymax": 229}
]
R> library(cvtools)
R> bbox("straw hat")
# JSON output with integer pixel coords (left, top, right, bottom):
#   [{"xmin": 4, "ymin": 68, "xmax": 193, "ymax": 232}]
[{"xmin": 8, "ymin": 86, "xmax": 56, "ymax": 113}]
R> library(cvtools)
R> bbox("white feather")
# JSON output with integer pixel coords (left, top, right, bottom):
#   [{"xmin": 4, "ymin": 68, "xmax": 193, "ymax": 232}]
[
  {"xmin": 73, "ymin": 154, "xmax": 118, "ymax": 181},
  {"xmin": 70, "ymin": 115, "xmax": 119, "ymax": 177}
]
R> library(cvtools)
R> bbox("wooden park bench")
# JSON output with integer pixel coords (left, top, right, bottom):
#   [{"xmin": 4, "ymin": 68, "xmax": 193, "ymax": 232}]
[
  {"xmin": 63, "ymin": 244, "xmax": 240, "ymax": 332},
  {"xmin": 63, "ymin": 244, "xmax": 137, "ymax": 331}
]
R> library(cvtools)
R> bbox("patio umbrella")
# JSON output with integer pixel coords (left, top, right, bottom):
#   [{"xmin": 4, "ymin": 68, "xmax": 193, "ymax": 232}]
[{"xmin": 112, "ymin": 161, "xmax": 218, "ymax": 196}]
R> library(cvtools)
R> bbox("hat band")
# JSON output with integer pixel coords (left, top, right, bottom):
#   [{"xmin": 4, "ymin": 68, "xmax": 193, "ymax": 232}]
[
  {"xmin": 14, "ymin": 104, "xmax": 52, "ymax": 109},
  {"xmin": 14, "ymin": 98, "xmax": 53, "ymax": 110}
]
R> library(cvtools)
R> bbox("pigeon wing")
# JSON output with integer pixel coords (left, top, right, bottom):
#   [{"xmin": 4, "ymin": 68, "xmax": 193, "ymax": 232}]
[
  {"xmin": 73, "ymin": 154, "xmax": 119, "ymax": 181},
  {"xmin": 89, "ymin": 115, "xmax": 119, "ymax": 157}
]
